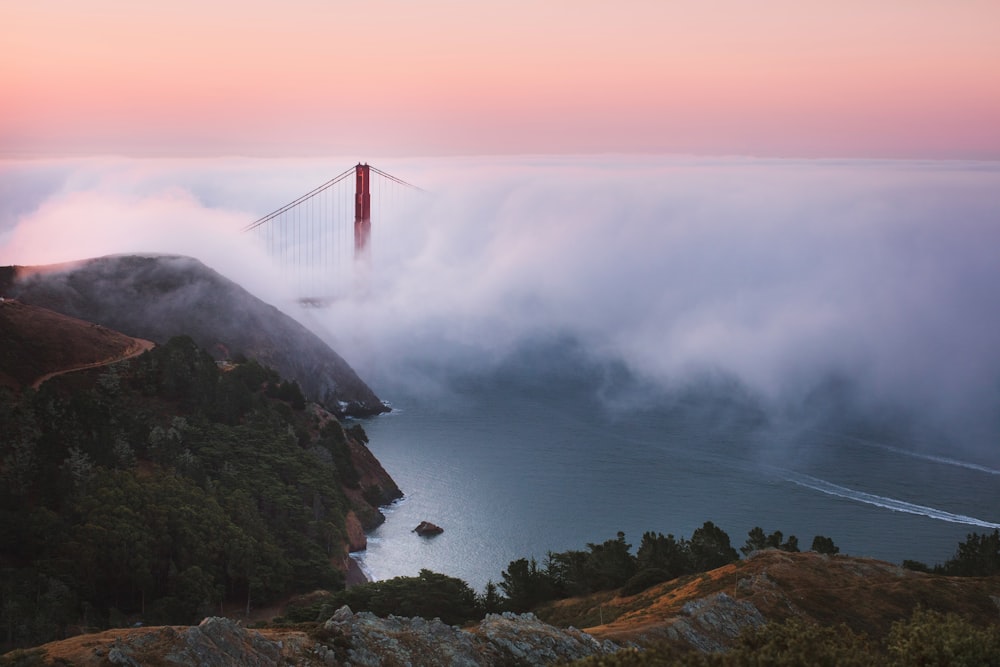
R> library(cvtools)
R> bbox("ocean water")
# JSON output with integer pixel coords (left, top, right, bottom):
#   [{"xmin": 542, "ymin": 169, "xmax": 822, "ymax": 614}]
[{"xmin": 350, "ymin": 345, "xmax": 1000, "ymax": 592}]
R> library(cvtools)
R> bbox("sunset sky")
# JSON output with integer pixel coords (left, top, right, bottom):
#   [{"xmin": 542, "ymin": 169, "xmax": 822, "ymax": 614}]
[{"xmin": 4, "ymin": 1, "xmax": 999, "ymax": 159}]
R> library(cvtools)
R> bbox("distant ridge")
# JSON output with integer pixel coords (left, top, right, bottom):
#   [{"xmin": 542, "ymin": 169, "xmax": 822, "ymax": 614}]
[{"xmin": 2, "ymin": 255, "xmax": 388, "ymax": 417}]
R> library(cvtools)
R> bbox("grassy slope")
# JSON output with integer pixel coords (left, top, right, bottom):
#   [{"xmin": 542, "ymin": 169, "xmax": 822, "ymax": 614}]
[
  {"xmin": 0, "ymin": 299, "xmax": 151, "ymax": 389},
  {"xmin": 539, "ymin": 550, "xmax": 1000, "ymax": 648}
]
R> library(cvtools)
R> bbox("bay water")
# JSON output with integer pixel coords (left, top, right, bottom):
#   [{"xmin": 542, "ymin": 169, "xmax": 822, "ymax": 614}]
[{"xmin": 350, "ymin": 343, "xmax": 1000, "ymax": 592}]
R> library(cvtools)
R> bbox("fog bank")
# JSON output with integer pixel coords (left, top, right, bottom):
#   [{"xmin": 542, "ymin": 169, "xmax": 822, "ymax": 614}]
[{"xmin": 3, "ymin": 155, "xmax": 999, "ymax": 458}]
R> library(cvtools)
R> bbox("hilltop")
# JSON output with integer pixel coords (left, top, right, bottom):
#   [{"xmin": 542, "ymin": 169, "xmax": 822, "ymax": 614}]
[
  {"xmin": 1, "ymin": 255, "xmax": 386, "ymax": 417},
  {"xmin": 540, "ymin": 549, "xmax": 1000, "ymax": 651}
]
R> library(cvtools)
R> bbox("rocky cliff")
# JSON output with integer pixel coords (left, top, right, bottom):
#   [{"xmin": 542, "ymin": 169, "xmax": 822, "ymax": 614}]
[{"xmin": 1, "ymin": 255, "xmax": 386, "ymax": 417}]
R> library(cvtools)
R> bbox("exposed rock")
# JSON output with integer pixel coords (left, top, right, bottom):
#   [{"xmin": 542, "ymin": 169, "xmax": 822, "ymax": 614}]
[
  {"xmin": 344, "ymin": 510, "xmax": 368, "ymax": 552},
  {"xmin": 413, "ymin": 520, "xmax": 444, "ymax": 536},
  {"xmin": 565, "ymin": 550, "xmax": 1000, "ymax": 654},
  {"xmin": 345, "ymin": 425, "xmax": 403, "ymax": 518},
  {"xmin": 169, "ymin": 617, "xmax": 282, "ymax": 667},
  {"xmin": 475, "ymin": 612, "xmax": 621, "ymax": 664},
  {"xmin": 38, "ymin": 608, "xmax": 619, "ymax": 666},
  {"xmin": 670, "ymin": 592, "xmax": 767, "ymax": 652},
  {"xmin": 320, "ymin": 606, "xmax": 620, "ymax": 666},
  {"xmin": 49, "ymin": 619, "xmax": 303, "ymax": 667}
]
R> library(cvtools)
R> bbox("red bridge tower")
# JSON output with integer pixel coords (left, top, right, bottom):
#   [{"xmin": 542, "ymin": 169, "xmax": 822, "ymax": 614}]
[{"xmin": 354, "ymin": 163, "xmax": 371, "ymax": 261}]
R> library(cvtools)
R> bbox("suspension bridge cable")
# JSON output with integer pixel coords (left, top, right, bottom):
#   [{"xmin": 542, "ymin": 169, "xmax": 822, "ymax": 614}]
[
  {"xmin": 369, "ymin": 165, "xmax": 427, "ymax": 192},
  {"xmin": 243, "ymin": 166, "xmax": 356, "ymax": 231}
]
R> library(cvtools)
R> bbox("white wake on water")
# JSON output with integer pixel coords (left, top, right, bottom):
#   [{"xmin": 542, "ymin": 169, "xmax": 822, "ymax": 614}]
[
  {"xmin": 818, "ymin": 430, "xmax": 1000, "ymax": 477},
  {"xmin": 782, "ymin": 471, "xmax": 1000, "ymax": 529}
]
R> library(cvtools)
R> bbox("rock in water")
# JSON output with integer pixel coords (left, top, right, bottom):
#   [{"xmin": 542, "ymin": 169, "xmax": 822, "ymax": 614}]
[
  {"xmin": 3, "ymin": 255, "xmax": 387, "ymax": 417},
  {"xmin": 413, "ymin": 520, "xmax": 444, "ymax": 536}
]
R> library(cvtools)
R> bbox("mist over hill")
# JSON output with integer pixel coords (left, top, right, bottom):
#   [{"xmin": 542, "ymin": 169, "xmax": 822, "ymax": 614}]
[{"xmin": 1, "ymin": 254, "xmax": 386, "ymax": 417}]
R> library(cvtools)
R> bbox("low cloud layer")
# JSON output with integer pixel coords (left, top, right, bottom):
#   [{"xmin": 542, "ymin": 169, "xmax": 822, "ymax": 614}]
[{"xmin": 3, "ymin": 156, "xmax": 1000, "ymax": 455}]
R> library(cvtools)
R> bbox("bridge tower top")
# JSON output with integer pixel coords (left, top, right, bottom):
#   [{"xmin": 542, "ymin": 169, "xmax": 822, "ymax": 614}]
[{"xmin": 354, "ymin": 163, "xmax": 371, "ymax": 262}]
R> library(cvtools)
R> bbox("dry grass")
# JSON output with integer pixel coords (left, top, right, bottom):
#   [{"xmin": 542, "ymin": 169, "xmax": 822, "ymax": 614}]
[
  {"xmin": 537, "ymin": 551, "xmax": 1000, "ymax": 646},
  {"xmin": 0, "ymin": 299, "xmax": 153, "ymax": 389}
]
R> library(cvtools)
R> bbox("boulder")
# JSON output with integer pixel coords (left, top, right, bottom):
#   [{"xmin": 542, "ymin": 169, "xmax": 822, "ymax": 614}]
[{"xmin": 413, "ymin": 521, "xmax": 444, "ymax": 536}]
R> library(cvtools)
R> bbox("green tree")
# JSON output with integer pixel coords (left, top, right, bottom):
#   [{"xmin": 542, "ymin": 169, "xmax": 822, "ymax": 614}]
[
  {"xmin": 688, "ymin": 521, "xmax": 738, "ymax": 572},
  {"xmin": 740, "ymin": 526, "xmax": 768, "ymax": 556},
  {"xmin": 941, "ymin": 529, "xmax": 1000, "ymax": 576},
  {"xmin": 636, "ymin": 531, "xmax": 691, "ymax": 578},
  {"xmin": 742, "ymin": 527, "xmax": 800, "ymax": 555},
  {"xmin": 811, "ymin": 535, "xmax": 840, "ymax": 555},
  {"xmin": 500, "ymin": 558, "xmax": 555, "ymax": 612},
  {"xmin": 583, "ymin": 532, "xmax": 637, "ymax": 592},
  {"xmin": 546, "ymin": 549, "xmax": 592, "ymax": 597},
  {"xmin": 322, "ymin": 570, "xmax": 481, "ymax": 625},
  {"xmin": 479, "ymin": 580, "xmax": 504, "ymax": 614}
]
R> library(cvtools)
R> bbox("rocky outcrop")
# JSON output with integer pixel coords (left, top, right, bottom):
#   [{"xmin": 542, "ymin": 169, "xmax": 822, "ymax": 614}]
[
  {"xmin": 413, "ymin": 520, "xmax": 444, "ymax": 536},
  {"xmin": 53, "ymin": 618, "xmax": 297, "ymax": 667},
  {"xmin": 34, "ymin": 610, "xmax": 619, "ymax": 666},
  {"xmin": 344, "ymin": 511, "xmax": 368, "ymax": 552},
  {"xmin": 665, "ymin": 592, "xmax": 767, "ymax": 652},
  {"xmin": 345, "ymin": 425, "xmax": 403, "ymax": 512},
  {"xmin": 4, "ymin": 255, "xmax": 387, "ymax": 417},
  {"xmin": 558, "ymin": 550, "xmax": 1000, "ymax": 652},
  {"xmin": 318, "ymin": 606, "xmax": 620, "ymax": 666}
]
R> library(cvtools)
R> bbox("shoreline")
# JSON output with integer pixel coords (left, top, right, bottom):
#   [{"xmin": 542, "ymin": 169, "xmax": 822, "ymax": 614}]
[{"xmin": 346, "ymin": 554, "xmax": 371, "ymax": 587}]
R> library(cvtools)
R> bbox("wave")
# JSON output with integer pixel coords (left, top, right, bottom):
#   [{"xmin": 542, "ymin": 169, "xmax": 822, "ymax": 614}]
[
  {"xmin": 783, "ymin": 471, "xmax": 1000, "ymax": 530},
  {"xmin": 380, "ymin": 496, "xmax": 408, "ymax": 515},
  {"xmin": 817, "ymin": 430, "xmax": 1000, "ymax": 477}
]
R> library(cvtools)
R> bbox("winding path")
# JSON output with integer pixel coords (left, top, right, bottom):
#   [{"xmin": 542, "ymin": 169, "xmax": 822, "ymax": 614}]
[{"xmin": 31, "ymin": 338, "xmax": 156, "ymax": 389}]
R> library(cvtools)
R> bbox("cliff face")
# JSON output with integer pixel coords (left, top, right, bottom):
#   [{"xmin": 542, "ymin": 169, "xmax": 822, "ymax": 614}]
[
  {"xmin": 27, "ymin": 611, "xmax": 620, "ymax": 667},
  {"xmin": 3, "ymin": 255, "xmax": 387, "ymax": 417},
  {"xmin": 305, "ymin": 404, "xmax": 402, "ymax": 544}
]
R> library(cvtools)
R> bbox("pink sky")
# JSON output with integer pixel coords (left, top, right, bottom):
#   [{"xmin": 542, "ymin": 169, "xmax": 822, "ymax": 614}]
[{"xmin": 3, "ymin": 1, "xmax": 999, "ymax": 158}]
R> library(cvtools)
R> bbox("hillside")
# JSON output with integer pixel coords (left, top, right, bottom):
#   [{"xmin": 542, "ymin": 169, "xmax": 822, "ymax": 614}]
[
  {"xmin": 1, "ymin": 255, "xmax": 386, "ymax": 417},
  {"xmin": 11, "ymin": 611, "xmax": 620, "ymax": 667},
  {"xmin": 539, "ymin": 549, "xmax": 1000, "ymax": 651},
  {"xmin": 0, "ymin": 333, "xmax": 401, "ymax": 651},
  {"xmin": 0, "ymin": 298, "xmax": 153, "ymax": 390},
  {"xmin": 9, "ymin": 551, "xmax": 1000, "ymax": 666}
]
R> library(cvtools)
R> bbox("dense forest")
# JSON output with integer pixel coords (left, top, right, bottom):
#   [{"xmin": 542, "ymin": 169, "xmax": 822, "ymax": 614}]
[{"xmin": 0, "ymin": 336, "xmax": 391, "ymax": 649}]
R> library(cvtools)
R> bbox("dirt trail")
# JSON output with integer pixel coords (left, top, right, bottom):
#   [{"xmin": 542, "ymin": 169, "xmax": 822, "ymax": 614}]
[{"xmin": 31, "ymin": 338, "xmax": 156, "ymax": 389}]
